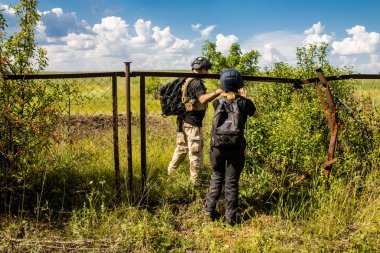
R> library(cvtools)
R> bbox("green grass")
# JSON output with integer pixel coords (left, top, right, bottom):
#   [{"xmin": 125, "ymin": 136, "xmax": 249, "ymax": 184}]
[
  {"xmin": 355, "ymin": 79, "xmax": 380, "ymax": 108},
  {"xmin": 1, "ymin": 170, "xmax": 379, "ymax": 252}
]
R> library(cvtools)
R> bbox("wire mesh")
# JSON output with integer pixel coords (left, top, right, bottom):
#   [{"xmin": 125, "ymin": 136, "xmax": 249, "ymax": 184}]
[{"xmin": 1, "ymin": 75, "xmax": 127, "ymax": 209}]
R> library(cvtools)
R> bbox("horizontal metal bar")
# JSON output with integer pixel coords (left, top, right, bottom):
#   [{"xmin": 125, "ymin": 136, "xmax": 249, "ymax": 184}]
[
  {"xmin": 4, "ymin": 72, "xmax": 380, "ymax": 84},
  {"xmin": 3, "ymin": 72, "xmax": 125, "ymax": 80},
  {"xmin": 305, "ymin": 74, "xmax": 380, "ymax": 84}
]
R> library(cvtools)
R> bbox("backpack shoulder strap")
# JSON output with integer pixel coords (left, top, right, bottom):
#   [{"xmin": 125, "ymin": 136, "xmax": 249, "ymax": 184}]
[{"xmin": 181, "ymin": 78, "xmax": 194, "ymax": 103}]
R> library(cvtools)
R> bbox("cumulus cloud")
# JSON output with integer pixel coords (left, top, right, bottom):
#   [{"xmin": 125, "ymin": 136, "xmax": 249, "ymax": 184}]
[
  {"xmin": 303, "ymin": 21, "xmax": 333, "ymax": 45},
  {"xmin": 361, "ymin": 54, "xmax": 380, "ymax": 73},
  {"xmin": 24, "ymin": 6, "xmax": 195, "ymax": 71},
  {"xmin": 4, "ymin": 4, "xmax": 379, "ymax": 73},
  {"xmin": 1, "ymin": 4, "xmax": 16, "ymax": 15},
  {"xmin": 1, "ymin": 4, "xmax": 18, "ymax": 35},
  {"xmin": 40, "ymin": 8, "xmax": 91, "ymax": 37},
  {"xmin": 93, "ymin": 16, "xmax": 129, "ymax": 37},
  {"xmin": 260, "ymin": 44, "xmax": 287, "ymax": 64},
  {"xmin": 332, "ymin": 25, "xmax": 380, "ymax": 55},
  {"xmin": 64, "ymin": 33, "xmax": 97, "ymax": 50},
  {"xmin": 215, "ymin": 34, "xmax": 239, "ymax": 55},
  {"xmin": 129, "ymin": 19, "xmax": 152, "ymax": 45},
  {"xmin": 191, "ymin": 23, "xmax": 216, "ymax": 39},
  {"xmin": 242, "ymin": 31, "xmax": 304, "ymax": 67},
  {"xmin": 241, "ymin": 22, "xmax": 336, "ymax": 69},
  {"xmin": 152, "ymin": 26, "xmax": 174, "ymax": 48}
]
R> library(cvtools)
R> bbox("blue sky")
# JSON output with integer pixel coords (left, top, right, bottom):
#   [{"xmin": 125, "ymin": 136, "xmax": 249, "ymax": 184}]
[{"xmin": 1, "ymin": 0, "xmax": 380, "ymax": 73}]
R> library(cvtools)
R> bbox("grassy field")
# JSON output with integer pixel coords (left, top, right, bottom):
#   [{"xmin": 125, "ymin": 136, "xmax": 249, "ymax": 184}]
[
  {"xmin": 355, "ymin": 79, "xmax": 380, "ymax": 108},
  {"xmin": 1, "ymin": 77, "xmax": 379, "ymax": 252}
]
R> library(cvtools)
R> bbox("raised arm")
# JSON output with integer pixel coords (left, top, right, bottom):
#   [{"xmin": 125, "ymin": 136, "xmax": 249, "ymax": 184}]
[{"xmin": 198, "ymin": 88, "xmax": 223, "ymax": 104}]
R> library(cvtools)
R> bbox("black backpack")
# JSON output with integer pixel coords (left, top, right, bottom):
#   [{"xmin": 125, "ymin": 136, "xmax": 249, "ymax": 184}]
[
  {"xmin": 211, "ymin": 96, "xmax": 245, "ymax": 148},
  {"xmin": 159, "ymin": 77, "xmax": 187, "ymax": 117}
]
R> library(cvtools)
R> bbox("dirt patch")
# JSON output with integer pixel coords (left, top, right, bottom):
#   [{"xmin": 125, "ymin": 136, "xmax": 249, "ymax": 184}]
[{"xmin": 58, "ymin": 114, "xmax": 176, "ymax": 138}]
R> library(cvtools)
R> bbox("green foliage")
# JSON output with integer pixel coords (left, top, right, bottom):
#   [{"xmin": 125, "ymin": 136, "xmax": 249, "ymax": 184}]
[
  {"xmin": 243, "ymin": 43, "xmax": 379, "ymax": 217},
  {"xmin": 201, "ymin": 40, "xmax": 260, "ymax": 75},
  {"xmin": 0, "ymin": 0, "xmax": 66, "ymax": 213},
  {"xmin": 146, "ymin": 76, "xmax": 161, "ymax": 99}
]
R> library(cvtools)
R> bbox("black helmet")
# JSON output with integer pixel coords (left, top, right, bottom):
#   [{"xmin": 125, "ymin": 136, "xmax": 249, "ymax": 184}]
[
  {"xmin": 220, "ymin": 68, "xmax": 244, "ymax": 92},
  {"xmin": 191, "ymin": 56, "xmax": 212, "ymax": 70}
]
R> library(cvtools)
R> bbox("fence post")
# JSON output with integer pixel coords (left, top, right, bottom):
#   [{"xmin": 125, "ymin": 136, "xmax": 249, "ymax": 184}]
[
  {"xmin": 139, "ymin": 75, "xmax": 147, "ymax": 205},
  {"xmin": 124, "ymin": 62, "xmax": 133, "ymax": 203},
  {"xmin": 112, "ymin": 74, "xmax": 121, "ymax": 202},
  {"xmin": 316, "ymin": 68, "xmax": 339, "ymax": 180}
]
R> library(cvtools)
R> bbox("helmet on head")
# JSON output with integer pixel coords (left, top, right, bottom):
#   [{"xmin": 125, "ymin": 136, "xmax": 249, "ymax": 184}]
[
  {"xmin": 220, "ymin": 68, "xmax": 244, "ymax": 92},
  {"xmin": 191, "ymin": 56, "xmax": 212, "ymax": 70}
]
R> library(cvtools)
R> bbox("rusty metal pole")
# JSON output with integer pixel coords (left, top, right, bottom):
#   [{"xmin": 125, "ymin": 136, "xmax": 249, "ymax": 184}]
[
  {"xmin": 124, "ymin": 62, "xmax": 133, "ymax": 203},
  {"xmin": 140, "ymin": 75, "xmax": 147, "ymax": 205},
  {"xmin": 316, "ymin": 68, "xmax": 339, "ymax": 180},
  {"xmin": 112, "ymin": 74, "xmax": 121, "ymax": 202}
]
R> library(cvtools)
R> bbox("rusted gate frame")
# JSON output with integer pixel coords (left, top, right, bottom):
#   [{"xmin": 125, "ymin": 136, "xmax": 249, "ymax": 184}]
[
  {"xmin": 4, "ymin": 70, "xmax": 380, "ymax": 203},
  {"xmin": 3, "ymin": 72, "xmax": 125, "ymax": 202},
  {"xmin": 130, "ymin": 70, "xmax": 380, "ymax": 198},
  {"xmin": 124, "ymin": 63, "xmax": 133, "ymax": 204},
  {"xmin": 315, "ymin": 68, "xmax": 339, "ymax": 179}
]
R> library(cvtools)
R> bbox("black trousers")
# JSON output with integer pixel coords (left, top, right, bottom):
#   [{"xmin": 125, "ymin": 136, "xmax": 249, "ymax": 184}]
[{"xmin": 205, "ymin": 145, "xmax": 245, "ymax": 223}]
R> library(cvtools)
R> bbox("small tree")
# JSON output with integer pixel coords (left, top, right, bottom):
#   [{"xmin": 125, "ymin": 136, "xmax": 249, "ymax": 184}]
[
  {"xmin": 0, "ymin": 0, "xmax": 62, "ymax": 213},
  {"xmin": 201, "ymin": 40, "xmax": 260, "ymax": 75}
]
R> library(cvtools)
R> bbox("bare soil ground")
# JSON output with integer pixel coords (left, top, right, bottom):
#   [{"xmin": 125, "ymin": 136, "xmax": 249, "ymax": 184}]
[{"xmin": 60, "ymin": 114, "xmax": 175, "ymax": 138}]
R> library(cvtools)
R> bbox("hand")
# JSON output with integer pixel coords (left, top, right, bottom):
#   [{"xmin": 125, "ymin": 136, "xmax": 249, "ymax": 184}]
[{"xmin": 238, "ymin": 88, "xmax": 248, "ymax": 97}]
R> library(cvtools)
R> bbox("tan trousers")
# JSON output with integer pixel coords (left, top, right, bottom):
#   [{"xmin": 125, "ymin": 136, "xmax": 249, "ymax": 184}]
[{"xmin": 167, "ymin": 122, "xmax": 204, "ymax": 184}]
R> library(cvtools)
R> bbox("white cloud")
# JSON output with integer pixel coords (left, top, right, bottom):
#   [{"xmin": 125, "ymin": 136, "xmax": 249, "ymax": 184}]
[
  {"xmin": 303, "ymin": 21, "xmax": 333, "ymax": 45},
  {"xmin": 200, "ymin": 25, "xmax": 216, "ymax": 39},
  {"xmin": 1, "ymin": 4, "xmax": 18, "ymax": 35},
  {"xmin": 93, "ymin": 16, "xmax": 129, "ymax": 40},
  {"xmin": 167, "ymin": 38, "xmax": 194, "ymax": 53},
  {"xmin": 51, "ymin": 8, "xmax": 64, "ymax": 17},
  {"xmin": 332, "ymin": 25, "xmax": 380, "ymax": 55},
  {"xmin": 215, "ymin": 34, "xmax": 239, "ymax": 55},
  {"xmin": 3, "ymin": 4, "xmax": 379, "ymax": 73},
  {"xmin": 355, "ymin": 55, "xmax": 380, "ymax": 73},
  {"xmin": 64, "ymin": 33, "xmax": 97, "ymax": 49},
  {"xmin": 1, "ymin": 4, "xmax": 16, "ymax": 15},
  {"xmin": 27, "ymin": 8, "xmax": 195, "ymax": 71},
  {"xmin": 242, "ymin": 31, "xmax": 303, "ymax": 67},
  {"xmin": 261, "ymin": 44, "xmax": 286, "ymax": 64},
  {"xmin": 191, "ymin": 23, "xmax": 202, "ymax": 31},
  {"xmin": 338, "ymin": 55, "xmax": 357, "ymax": 68},
  {"xmin": 191, "ymin": 23, "xmax": 216, "ymax": 39},
  {"xmin": 40, "ymin": 8, "xmax": 91, "ymax": 37},
  {"xmin": 130, "ymin": 19, "xmax": 153, "ymax": 45},
  {"xmin": 152, "ymin": 26, "xmax": 174, "ymax": 48}
]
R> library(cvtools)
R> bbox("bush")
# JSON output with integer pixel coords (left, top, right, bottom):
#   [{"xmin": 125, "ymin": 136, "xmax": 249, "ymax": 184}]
[{"xmin": 242, "ymin": 43, "xmax": 380, "ymax": 217}]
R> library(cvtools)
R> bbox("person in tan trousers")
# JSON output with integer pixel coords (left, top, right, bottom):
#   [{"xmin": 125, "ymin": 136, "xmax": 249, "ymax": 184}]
[{"xmin": 167, "ymin": 57, "xmax": 222, "ymax": 184}]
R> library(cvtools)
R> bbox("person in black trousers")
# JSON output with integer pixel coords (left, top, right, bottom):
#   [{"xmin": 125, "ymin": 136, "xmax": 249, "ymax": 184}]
[{"xmin": 204, "ymin": 68, "xmax": 260, "ymax": 226}]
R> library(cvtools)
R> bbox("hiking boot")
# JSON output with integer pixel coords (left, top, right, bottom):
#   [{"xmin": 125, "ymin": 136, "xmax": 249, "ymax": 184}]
[
  {"xmin": 225, "ymin": 219, "xmax": 235, "ymax": 227},
  {"xmin": 204, "ymin": 211, "xmax": 214, "ymax": 221},
  {"xmin": 204, "ymin": 210, "xmax": 221, "ymax": 221}
]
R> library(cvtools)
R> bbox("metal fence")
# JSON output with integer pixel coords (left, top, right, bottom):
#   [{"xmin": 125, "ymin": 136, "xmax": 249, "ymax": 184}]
[
  {"xmin": 129, "ymin": 69, "xmax": 380, "ymax": 203},
  {"xmin": 3, "ymin": 67, "xmax": 380, "ymax": 205},
  {"xmin": 3, "ymin": 71, "xmax": 127, "ymax": 204}
]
